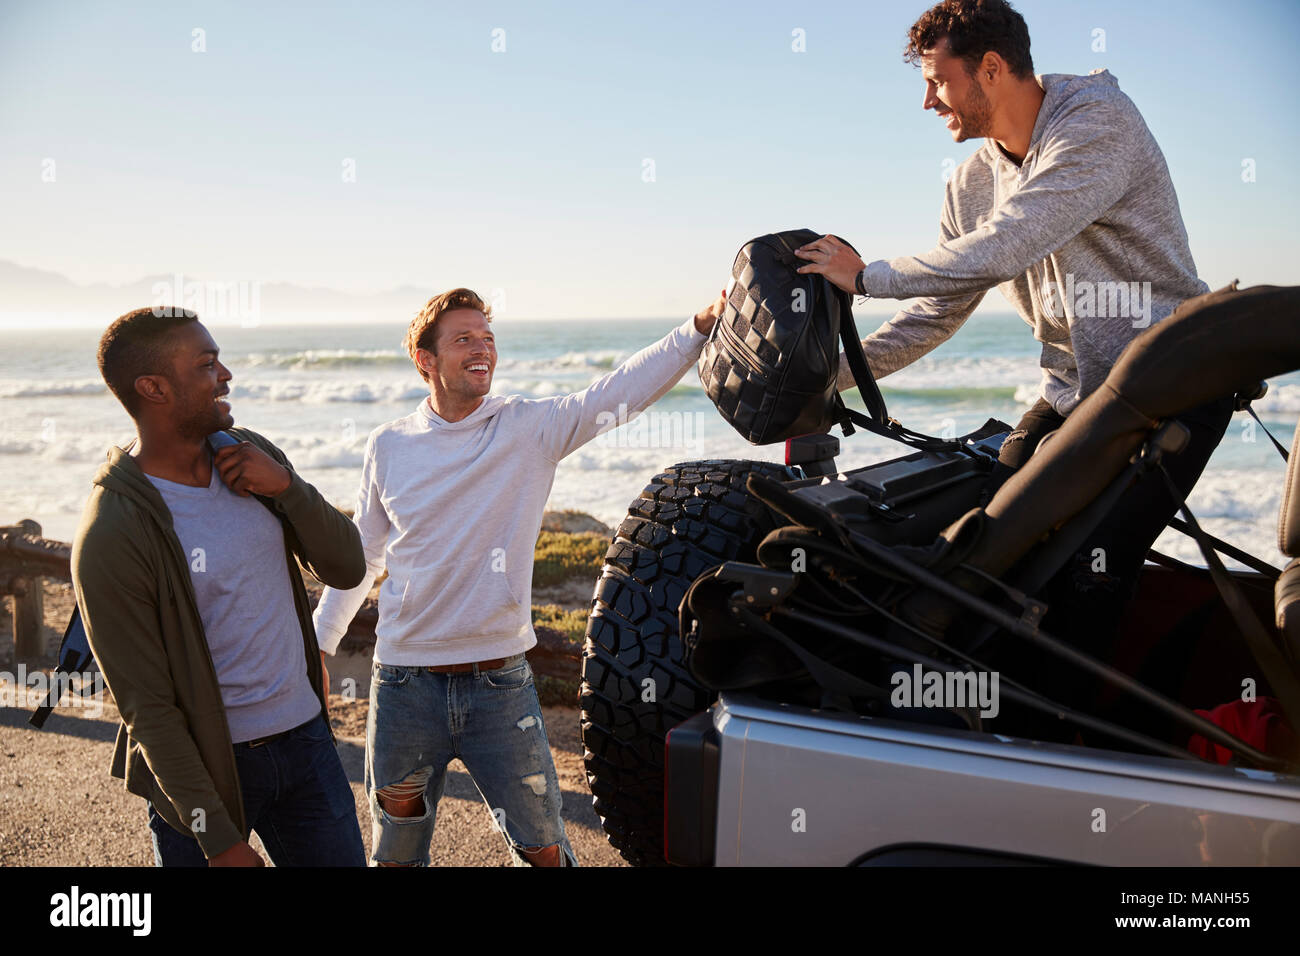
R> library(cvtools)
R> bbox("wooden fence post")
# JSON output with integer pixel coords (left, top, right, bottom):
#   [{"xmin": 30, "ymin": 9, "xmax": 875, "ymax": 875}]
[{"xmin": 4, "ymin": 520, "xmax": 49, "ymax": 661}]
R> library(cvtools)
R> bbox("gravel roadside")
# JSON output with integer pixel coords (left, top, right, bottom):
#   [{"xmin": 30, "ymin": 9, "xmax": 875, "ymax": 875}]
[
  {"xmin": 0, "ymin": 689, "xmax": 625, "ymax": 867},
  {"xmin": 0, "ymin": 579, "xmax": 625, "ymax": 867}
]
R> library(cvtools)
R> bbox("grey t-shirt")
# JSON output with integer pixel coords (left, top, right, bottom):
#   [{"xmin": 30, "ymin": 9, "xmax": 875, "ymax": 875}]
[{"xmin": 146, "ymin": 464, "xmax": 321, "ymax": 744}]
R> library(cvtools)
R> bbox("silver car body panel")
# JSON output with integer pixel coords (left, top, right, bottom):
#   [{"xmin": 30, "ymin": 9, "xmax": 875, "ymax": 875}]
[{"xmin": 711, "ymin": 693, "xmax": 1300, "ymax": 866}]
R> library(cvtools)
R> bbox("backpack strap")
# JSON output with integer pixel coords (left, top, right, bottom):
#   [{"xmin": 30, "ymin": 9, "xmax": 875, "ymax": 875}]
[
  {"xmin": 1245, "ymin": 406, "xmax": 1290, "ymax": 462},
  {"xmin": 835, "ymin": 302, "xmax": 969, "ymax": 454},
  {"xmin": 770, "ymin": 230, "xmax": 967, "ymax": 455},
  {"xmin": 28, "ymin": 608, "xmax": 94, "ymax": 728},
  {"xmin": 770, "ymin": 230, "xmax": 891, "ymax": 427},
  {"xmin": 838, "ymin": 304, "xmax": 889, "ymax": 425}
]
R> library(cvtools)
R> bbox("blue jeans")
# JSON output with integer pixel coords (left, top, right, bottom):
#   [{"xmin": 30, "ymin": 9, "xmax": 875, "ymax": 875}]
[
  {"xmin": 147, "ymin": 712, "xmax": 365, "ymax": 866},
  {"xmin": 365, "ymin": 653, "xmax": 577, "ymax": 866}
]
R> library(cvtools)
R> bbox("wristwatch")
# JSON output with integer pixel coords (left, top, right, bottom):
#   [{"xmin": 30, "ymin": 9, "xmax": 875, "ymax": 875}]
[{"xmin": 855, "ymin": 268, "xmax": 869, "ymax": 297}]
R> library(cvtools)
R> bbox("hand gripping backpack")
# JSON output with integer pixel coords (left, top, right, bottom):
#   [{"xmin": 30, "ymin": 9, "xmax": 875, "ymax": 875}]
[{"xmin": 698, "ymin": 228, "xmax": 955, "ymax": 452}]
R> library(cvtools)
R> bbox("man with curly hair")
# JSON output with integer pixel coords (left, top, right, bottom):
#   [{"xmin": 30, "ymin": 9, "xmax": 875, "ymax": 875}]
[{"xmin": 794, "ymin": 0, "xmax": 1235, "ymax": 736}]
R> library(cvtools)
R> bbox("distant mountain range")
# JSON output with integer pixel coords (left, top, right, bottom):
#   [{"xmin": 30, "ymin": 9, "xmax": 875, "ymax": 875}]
[{"xmin": 0, "ymin": 260, "xmax": 434, "ymax": 320}]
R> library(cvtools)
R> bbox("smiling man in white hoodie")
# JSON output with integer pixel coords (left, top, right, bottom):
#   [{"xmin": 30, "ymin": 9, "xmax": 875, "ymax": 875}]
[{"xmin": 313, "ymin": 286, "xmax": 724, "ymax": 866}]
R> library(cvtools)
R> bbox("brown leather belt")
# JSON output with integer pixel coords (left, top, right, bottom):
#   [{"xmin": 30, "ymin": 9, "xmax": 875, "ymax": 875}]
[{"xmin": 425, "ymin": 656, "xmax": 510, "ymax": 674}]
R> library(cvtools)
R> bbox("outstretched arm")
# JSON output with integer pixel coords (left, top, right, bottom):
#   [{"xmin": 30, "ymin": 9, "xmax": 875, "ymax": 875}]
[{"xmin": 534, "ymin": 292, "xmax": 725, "ymax": 462}]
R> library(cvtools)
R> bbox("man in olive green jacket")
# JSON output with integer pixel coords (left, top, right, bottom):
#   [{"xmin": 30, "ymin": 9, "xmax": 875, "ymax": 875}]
[{"xmin": 72, "ymin": 306, "xmax": 367, "ymax": 866}]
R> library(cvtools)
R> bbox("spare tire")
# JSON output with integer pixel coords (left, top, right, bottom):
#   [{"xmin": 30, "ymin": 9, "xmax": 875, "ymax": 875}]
[{"xmin": 579, "ymin": 459, "xmax": 797, "ymax": 865}]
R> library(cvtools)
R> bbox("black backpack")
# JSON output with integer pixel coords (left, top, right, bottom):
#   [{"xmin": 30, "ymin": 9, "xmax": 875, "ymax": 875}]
[{"xmin": 698, "ymin": 228, "xmax": 953, "ymax": 451}]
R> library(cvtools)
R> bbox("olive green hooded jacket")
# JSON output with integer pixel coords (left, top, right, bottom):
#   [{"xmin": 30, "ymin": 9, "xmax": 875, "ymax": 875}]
[{"xmin": 70, "ymin": 427, "xmax": 365, "ymax": 858}]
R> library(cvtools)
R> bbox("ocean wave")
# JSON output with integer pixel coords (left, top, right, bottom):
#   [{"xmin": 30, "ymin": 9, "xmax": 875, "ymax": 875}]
[
  {"xmin": 0, "ymin": 436, "xmax": 42, "ymax": 454},
  {"xmin": 223, "ymin": 349, "xmax": 619, "ymax": 381},
  {"xmin": 1252, "ymin": 383, "xmax": 1300, "ymax": 415},
  {"xmin": 0, "ymin": 379, "xmax": 106, "ymax": 399},
  {"xmin": 270, "ymin": 438, "xmax": 367, "ymax": 470},
  {"xmin": 547, "ymin": 350, "xmax": 624, "ymax": 370},
  {"xmin": 494, "ymin": 372, "xmax": 703, "ymax": 398},
  {"xmin": 0, "ymin": 430, "xmax": 129, "ymax": 462},
  {"xmin": 1013, "ymin": 383, "xmax": 1042, "ymax": 405},
  {"xmin": 236, "ymin": 347, "xmax": 632, "ymax": 374},
  {"xmin": 229, "ymin": 374, "xmax": 633, "ymax": 404},
  {"xmin": 1180, "ymin": 468, "xmax": 1282, "ymax": 522},
  {"xmin": 1147, "ymin": 466, "xmax": 1288, "ymax": 569},
  {"xmin": 496, "ymin": 350, "xmax": 625, "ymax": 372},
  {"xmin": 882, "ymin": 385, "xmax": 1021, "ymax": 402},
  {"xmin": 883, "ymin": 355, "xmax": 1040, "ymax": 390},
  {"xmin": 238, "ymin": 347, "xmax": 627, "ymax": 370},
  {"xmin": 243, "ymin": 349, "xmax": 407, "ymax": 370},
  {"xmin": 231, "ymin": 381, "xmax": 429, "ymax": 405}
]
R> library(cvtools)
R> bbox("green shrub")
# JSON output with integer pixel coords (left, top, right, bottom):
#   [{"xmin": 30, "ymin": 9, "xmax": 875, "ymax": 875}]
[
  {"xmin": 532, "ymin": 531, "xmax": 606, "ymax": 588},
  {"xmin": 535, "ymin": 674, "xmax": 580, "ymax": 707},
  {"xmin": 531, "ymin": 604, "xmax": 588, "ymax": 644}
]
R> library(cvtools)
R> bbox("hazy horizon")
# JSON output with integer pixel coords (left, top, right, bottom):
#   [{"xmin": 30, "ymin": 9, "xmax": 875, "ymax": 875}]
[
  {"xmin": 3, "ymin": 0, "xmax": 1297, "ymax": 327},
  {"xmin": 0, "ymin": 256, "xmax": 1029, "ymax": 329}
]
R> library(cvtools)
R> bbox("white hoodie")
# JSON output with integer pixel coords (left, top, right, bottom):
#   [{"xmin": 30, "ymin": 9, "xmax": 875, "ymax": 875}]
[{"xmin": 312, "ymin": 317, "xmax": 705, "ymax": 665}]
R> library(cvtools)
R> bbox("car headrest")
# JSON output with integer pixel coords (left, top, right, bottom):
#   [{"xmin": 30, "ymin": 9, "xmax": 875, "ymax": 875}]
[{"xmin": 1281, "ymin": 422, "xmax": 1300, "ymax": 557}]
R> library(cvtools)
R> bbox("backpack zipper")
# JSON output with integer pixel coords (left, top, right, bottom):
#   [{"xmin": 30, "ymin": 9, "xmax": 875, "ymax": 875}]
[{"xmin": 713, "ymin": 313, "xmax": 771, "ymax": 382}]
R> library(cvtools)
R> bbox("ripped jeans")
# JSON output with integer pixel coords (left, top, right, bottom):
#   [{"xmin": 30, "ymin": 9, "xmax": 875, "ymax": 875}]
[{"xmin": 364, "ymin": 654, "xmax": 577, "ymax": 866}]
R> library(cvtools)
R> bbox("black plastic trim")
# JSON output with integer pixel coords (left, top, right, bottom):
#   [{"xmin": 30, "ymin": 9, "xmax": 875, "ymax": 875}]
[
  {"xmin": 663, "ymin": 710, "xmax": 720, "ymax": 867},
  {"xmin": 853, "ymin": 843, "xmax": 1086, "ymax": 867}
]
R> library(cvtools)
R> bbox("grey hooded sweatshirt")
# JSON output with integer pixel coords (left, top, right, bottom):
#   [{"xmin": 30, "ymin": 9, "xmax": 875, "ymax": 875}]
[{"xmin": 838, "ymin": 70, "xmax": 1208, "ymax": 416}]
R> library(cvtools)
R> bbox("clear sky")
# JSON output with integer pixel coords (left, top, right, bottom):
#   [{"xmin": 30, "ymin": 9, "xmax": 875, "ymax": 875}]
[{"xmin": 2, "ymin": 0, "xmax": 1297, "ymax": 321}]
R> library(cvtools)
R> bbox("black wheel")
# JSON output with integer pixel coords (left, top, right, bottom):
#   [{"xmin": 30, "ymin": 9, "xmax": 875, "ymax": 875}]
[{"xmin": 579, "ymin": 458, "xmax": 797, "ymax": 865}]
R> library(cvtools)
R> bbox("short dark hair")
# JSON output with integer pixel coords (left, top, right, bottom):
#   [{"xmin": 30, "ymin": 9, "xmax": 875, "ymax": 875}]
[
  {"xmin": 97, "ymin": 307, "xmax": 200, "ymax": 417},
  {"xmin": 905, "ymin": 0, "xmax": 1034, "ymax": 80}
]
